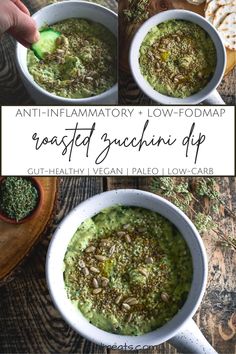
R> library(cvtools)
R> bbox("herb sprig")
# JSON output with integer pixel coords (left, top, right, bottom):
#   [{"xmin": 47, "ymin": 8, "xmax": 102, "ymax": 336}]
[{"xmin": 151, "ymin": 177, "xmax": 236, "ymax": 251}]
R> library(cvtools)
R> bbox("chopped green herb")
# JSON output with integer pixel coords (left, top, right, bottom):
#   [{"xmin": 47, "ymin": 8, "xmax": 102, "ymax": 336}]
[
  {"xmin": 151, "ymin": 177, "xmax": 236, "ymax": 250},
  {"xmin": 123, "ymin": 0, "xmax": 150, "ymax": 24},
  {"xmin": 194, "ymin": 213, "xmax": 217, "ymax": 233},
  {"xmin": 0, "ymin": 177, "xmax": 38, "ymax": 221}
]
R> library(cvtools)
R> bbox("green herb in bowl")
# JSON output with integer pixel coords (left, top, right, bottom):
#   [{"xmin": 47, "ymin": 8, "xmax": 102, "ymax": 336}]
[{"xmin": 0, "ymin": 177, "xmax": 39, "ymax": 222}]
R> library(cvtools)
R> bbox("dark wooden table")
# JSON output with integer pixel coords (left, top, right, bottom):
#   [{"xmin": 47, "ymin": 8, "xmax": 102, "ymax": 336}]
[{"xmin": 0, "ymin": 177, "xmax": 235, "ymax": 354}]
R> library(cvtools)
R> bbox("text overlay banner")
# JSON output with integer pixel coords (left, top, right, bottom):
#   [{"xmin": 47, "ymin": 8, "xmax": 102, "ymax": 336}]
[{"xmin": 1, "ymin": 106, "xmax": 235, "ymax": 176}]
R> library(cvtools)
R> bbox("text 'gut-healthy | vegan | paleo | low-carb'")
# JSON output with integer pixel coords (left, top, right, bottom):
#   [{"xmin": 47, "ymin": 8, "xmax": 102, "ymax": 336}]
[
  {"xmin": 139, "ymin": 19, "xmax": 217, "ymax": 98},
  {"xmin": 27, "ymin": 18, "xmax": 117, "ymax": 99},
  {"xmin": 64, "ymin": 206, "xmax": 193, "ymax": 335}
]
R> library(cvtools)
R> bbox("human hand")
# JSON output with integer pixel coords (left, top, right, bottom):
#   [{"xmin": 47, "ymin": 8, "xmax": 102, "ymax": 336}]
[{"xmin": 0, "ymin": 0, "xmax": 39, "ymax": 47}]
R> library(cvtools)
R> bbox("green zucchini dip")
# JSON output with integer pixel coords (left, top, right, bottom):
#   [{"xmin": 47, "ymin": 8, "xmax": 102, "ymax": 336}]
[
  {"xmin": 139, "ymin": 20, "xmax": 217, "ymax": 98},
  {"xmin": 27, "ymin": 19, "xmax": 117, "ymax": 98},
  {"xmin": 64, "ymin": 206, "xmax": 193, "ymax": 335}
]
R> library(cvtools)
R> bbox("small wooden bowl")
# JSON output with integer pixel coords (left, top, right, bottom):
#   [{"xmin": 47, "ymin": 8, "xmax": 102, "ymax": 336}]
[{"xmin": 0, "ymin": 177, "xmax": 44, "ymax": 224}]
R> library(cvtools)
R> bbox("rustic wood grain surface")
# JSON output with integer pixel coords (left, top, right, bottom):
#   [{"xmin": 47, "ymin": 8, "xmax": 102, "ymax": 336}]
[
  {"xmin": 0, "ymin": 177, "xmax": 235, "ymax": 354},
  {"xmin": 0, "ymin": 177, "xmax": 58, "ymax": 282}
]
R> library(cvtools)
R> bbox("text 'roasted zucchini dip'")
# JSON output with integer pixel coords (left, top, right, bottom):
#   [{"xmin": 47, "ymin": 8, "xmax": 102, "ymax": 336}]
[
  {"xmin": 139, "ymin": 20, "xmax": 217, "ymax": 98},
  {"xmin": 64, "ymin": 206, "xmax": 193, "ymax": 335},
  {"xmin": 27, "ymin": 19, "xmax": 117, "ymax": 98}
]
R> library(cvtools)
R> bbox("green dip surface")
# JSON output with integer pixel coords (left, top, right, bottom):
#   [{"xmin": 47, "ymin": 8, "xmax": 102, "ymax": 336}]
[
  {"xmin": 27, "ymin": 18, "xmax": 117, "ymax": 98},
  {"xmin": 64, "ymin": 206, "xmax": 193, "ymax": 335},
  {"xmin": 139, "ymin": 20, "xmax": 217, "ymax": 98}
]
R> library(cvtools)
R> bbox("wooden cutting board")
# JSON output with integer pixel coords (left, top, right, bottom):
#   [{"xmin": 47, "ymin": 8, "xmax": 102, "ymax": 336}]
[
  {"xmin": 0, "ymin": 177, "xmax": 58, "ymax": 283},
  {"xmin": 119, "ymin": 0, "xmax": 235, "ymax": 75}
]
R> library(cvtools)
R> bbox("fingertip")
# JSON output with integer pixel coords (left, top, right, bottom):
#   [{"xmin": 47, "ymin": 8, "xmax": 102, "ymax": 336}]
[
  {"xmin": 33, "ymin": 30, "xmax": 40, "ymax": 43},
  {"xmin": 4, "ymin": 1, "xmax": 39, "ymax": 45},
  {"xmin": 18, "ymin": 15, "xmax": 39, "ymax": 44}
]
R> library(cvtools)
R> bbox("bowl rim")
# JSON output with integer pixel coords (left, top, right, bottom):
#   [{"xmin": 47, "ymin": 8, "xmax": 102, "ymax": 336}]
[
  {"xmin": 129, "ymin": 9, "xmax": 226, "ymax": 105},
  {"xmin": 46, "ymin": 189, "xmax": 208, "ymax": 347},
  {"xmin": 16, "ymin": 0, "xmax": 118, "ymax": 103},
  {"xmin": 0, "ymin": 176, "xmax": 43, "ymax": 224}
]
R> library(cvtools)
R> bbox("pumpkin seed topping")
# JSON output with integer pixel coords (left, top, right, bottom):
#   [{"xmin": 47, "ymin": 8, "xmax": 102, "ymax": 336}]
[
  {"xmin": 92, "ymin": 278, "xmax": 99, "ymax": 289},
  {"xmin": 161, "ymin": 292, "xmax": 170, "ymax": 303},
  {"xmin": 90, "ymin": 267, "xmax": 100, "ymax": 274},
  {"xmin": 122, "ymin": 303, "xmax": 131, "ymax": 311},
  {"xmin": 93, "ymin": 288, "xmax": 102, "ymax": 295},
  {"xmin": 78, "ymin": 260, "xmax": 86, "ymax": 268},
  {"xmin": 82, "ymin": 267, "xmax": 89, "ymax": 276},
  {"xmin": 85, "ymin": 246, "xmax": 96, "ymax": 253},
  {"xmin": 115, "ymin": 294, "xmax": 123, "ymax": 304},
  {"xmin": 94, "ymin": 255, "xmax": 107, "ymax": 261}
]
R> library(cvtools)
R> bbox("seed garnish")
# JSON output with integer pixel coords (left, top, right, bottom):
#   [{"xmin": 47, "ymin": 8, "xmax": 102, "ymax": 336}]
[
  {"xmin": 85, "ymin": 246, "xmax": 96, "ymax": 253},
  {"xmin": 139, "ymin": 268, "xmax": 148, "ymax": 277},
  {"xmin": 90, "ymin": 267, "xmax": 100, "ymax": 274},
  {"xmin": 78, "ymin": 260, "xmax": 86, "ymax": 268},
  {"xmin": 145, "ymin": 257, "xmax": 154, "ymax": 264},
  {"xmin": 93, "ymin": 288, "xmax": 102, "ymax": 295},
  {"xmin": 125, "ymin": 297, "xmax": 138, "ymax": 305},
  {"xmin": 125, "ymin": 297, "xmax": 135, "ymax": 303},
  {"xmin": 56, "ymin": 49, "xmax": 64, "ymax": 54},
  {"xmin": 161, "ymin": 292, "xmax": 169, "ymax": 303},
  {"xmin": 109, "ymin": 245, "xmax": 116, "ymax": 256},
  {"xmin": 82, "ymin": 267, "xmax": 89, "ymax": 276},
  {"xmin": 115, "ymin": 294, "xmax": 122, "ymax": 304},
  {"xmin": 94, "ymin": 255, "xmax": 107, "ymax": 261},
  {"xmin": 122, "ymin": 303, "xmax": 131, "ymax": 311},
  {"xmin": 117, "ymin": 231, "xmax": 126, "ymax": 237},
  {"xmin": 126, "ymin": 298, "xmax": 138, "ymax": 306},
  {"xmin": 101, "ymin": 279, "xmax": 109, "ymax": 287},
  {"xmin": 92, "ymin": 278, "xmax": 99, "ymax": 288},
  {"xmin": 125, "ymin": 234, "xmax": 131, "ymax": 243},
  {"xmin": 127, "ymin": 313, "xmax": 133, "ymax": 323}
]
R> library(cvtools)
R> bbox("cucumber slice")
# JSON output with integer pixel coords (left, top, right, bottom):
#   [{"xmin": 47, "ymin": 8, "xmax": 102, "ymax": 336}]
[{"xmin": 31, "ymin": 29, "xmax": 61, "ymax": 60}]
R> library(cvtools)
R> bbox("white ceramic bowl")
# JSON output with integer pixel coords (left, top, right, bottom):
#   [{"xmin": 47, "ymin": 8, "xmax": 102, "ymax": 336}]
[
  {"xmin": 16, "ymin": 1, "xmax": 118, "ymax": 104},
  {"xmin": 130, "ymin": 10, "xmax": 226, "ymax": 105},
  {"xmin": 46, "ymin": 189, "xmax": 217, "ymax": 353}
]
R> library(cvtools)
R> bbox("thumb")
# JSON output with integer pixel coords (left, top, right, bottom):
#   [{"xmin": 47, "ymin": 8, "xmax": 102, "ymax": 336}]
[{"xmin": 4, "ymin": 1, "xmax": 39, "ymax": 45}]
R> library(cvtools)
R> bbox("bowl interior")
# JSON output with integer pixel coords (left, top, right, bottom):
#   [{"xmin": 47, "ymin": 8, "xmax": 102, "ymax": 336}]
[
  {"xmin": 130, "ymin": 10, "xmax": 226, "ymax": 105},
  {"xmin": 16, "ymin": 1, "xmax": 118, "ymax": 102},
  {"xmin": 46, "ymin": 189, "xmax": 207, "ymax": 347}
]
